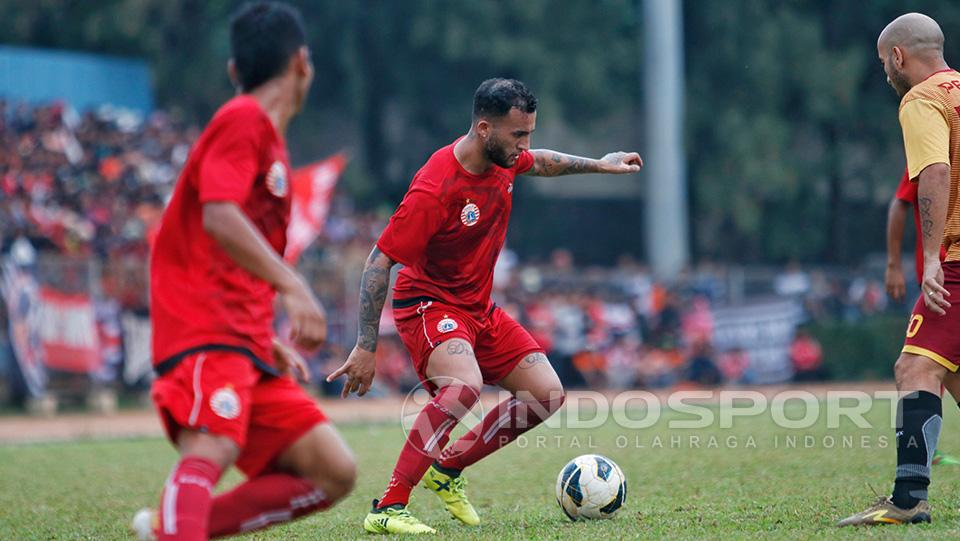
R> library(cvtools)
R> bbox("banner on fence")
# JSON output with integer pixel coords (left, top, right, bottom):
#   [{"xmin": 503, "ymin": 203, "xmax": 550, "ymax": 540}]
[
  {"xmin": 0, "ymin": 259, "xmax": 47, "ymax": 396},
  {"xmin": 37, "ymin": 288, "xmax": 101, "ymax": 373},
  {"xmin": 711, "ymin": 298, "xmax": 805, "ymax": 384}
]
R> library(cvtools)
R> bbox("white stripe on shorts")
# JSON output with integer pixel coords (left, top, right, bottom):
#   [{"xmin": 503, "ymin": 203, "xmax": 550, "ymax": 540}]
[
  {"xmin": 187, "ymin": 353, "xmax": 208, "ymax": 427},
  {"xmin": 418, "ymin": 301, "xmax": 435, "ymax": 348}
]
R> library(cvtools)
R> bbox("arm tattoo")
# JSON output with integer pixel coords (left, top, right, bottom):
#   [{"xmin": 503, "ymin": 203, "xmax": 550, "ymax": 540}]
[
  {"xmin": 919, "ymin": 197, "xmax": 935, "ymax": 240},
  {"xmin": 529, "ymin": 150, "xmax": 598, "ymax": 177},
  {"xmin": 357, "ymin": 247, "xmax": 393, "ymax": 352},
  {"xmin": 444, "ymin": 339, "xmax": 475, "ymax": 357},
  {"xmin": 518, "ymin": 352, "xmax": 550, "ymax": 369}
]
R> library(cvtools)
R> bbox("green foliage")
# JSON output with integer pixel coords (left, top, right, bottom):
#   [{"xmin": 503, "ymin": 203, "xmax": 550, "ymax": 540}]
[
  {"xmin": 5, "ymin": 1, "xmax": 960, "ymax": 263},
  {"xmin": 685, "ymin": 0, "xmax": 960, "ymax": 263},
  {"xmin": 808, "ymin": 314, "xmax": 906, "ymax": 380}
]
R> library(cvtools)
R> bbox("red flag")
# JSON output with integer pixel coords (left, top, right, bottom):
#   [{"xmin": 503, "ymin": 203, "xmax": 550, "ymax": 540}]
[{"xmin": 285, "ymin": 153, "xmax": 348, "ymax": 263}]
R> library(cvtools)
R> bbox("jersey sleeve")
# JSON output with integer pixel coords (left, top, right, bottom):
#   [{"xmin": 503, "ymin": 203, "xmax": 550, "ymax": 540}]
[
  {"xmin": 899, "ymin": 98, "xmax": 950, "ymax": 181},
  {"xmin": 894, "ymin": 169, "xmax": 916, "ymax": 203},
  {"xmin": 514, "ymin": 150, "xmax": 535, "ymax": 175},
  {"xmin": 376, "ymin": 189, "xmax": 448, "ymax": 267},
  {"xmin": 198, "ymin": 110, "xmax": 262, "ymax": 204}
]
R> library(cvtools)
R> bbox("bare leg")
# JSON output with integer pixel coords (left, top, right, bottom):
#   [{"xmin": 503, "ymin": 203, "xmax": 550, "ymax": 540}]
[
  {"xmin": 438, "ymin": 352, "xmax": 566, "ymax": 471},
  {"xmin": 206, "ymin": 423, "xmax": 356, "ymax": 538}
]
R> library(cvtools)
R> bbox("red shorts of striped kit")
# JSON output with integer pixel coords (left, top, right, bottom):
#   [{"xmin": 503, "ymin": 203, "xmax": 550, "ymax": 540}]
[
  {"xmin": 151, "ymin": 351, "xmax": 327, "ymax": 477},
  {"xmin": 392, "ymin": 298, "xmax": 543, "ymax": 393}
]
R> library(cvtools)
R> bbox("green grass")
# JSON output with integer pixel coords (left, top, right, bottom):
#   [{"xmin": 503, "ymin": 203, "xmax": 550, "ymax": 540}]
[{"xmin": 3, "ymin": 398, "xmax": 960, "ymax": 540}]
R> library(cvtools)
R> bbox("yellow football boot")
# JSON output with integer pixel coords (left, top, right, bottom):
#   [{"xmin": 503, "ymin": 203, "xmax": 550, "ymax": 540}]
[
  {"xmin": 421, "ymin": 464, "xmax": 480, "ymax": 526},
  {"xmin": 363, "ymin": 499, "xmax": 436, "ymax": 535}
]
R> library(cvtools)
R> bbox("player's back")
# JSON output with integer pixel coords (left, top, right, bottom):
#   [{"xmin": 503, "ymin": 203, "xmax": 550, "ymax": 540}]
[
  {"xmin": 150, "ymin": 95, "xmax": 291, "ymax": 371},
  {"xmin": 900, "ymin": 69, "xmax": 960, "ymax": 260}
]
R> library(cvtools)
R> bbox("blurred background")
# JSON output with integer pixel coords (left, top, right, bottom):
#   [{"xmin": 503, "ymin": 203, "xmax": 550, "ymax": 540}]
[{"xmin": 0, "ymin": 0, "xmax": 952, "ymax": 413}]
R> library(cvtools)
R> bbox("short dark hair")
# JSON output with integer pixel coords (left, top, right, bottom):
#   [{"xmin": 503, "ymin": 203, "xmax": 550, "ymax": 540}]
[
  {"xmin": 230, "ymin": 2, "xmax": 307, "ymax": 92},
  {"xmin": 472, "ymin": 78, "xmax": 537, "ymax": 119}
]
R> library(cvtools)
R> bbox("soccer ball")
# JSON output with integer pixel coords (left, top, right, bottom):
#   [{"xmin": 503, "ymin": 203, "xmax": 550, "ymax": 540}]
[{"xmin": 555, "ymin": 454, "xmax": 627, "ymax": 520}]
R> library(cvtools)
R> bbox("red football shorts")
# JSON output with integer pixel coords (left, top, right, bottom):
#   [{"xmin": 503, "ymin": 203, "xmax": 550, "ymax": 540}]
[
  {"xmin": 151, "ymin": 351, "xmax": 327, "ymax": 477},
  {"xmin": 902, "ymin": 261, "xmax": 960, "ymax": 373},
  {"xmin": 393, "ymin": 299, "xmax": 543, "ymax": 392}
]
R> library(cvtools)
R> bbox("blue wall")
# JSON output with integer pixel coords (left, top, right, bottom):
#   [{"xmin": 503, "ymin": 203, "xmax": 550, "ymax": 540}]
[{"xmin": 0, "ymin": 46, "xmax": 152, "ymax": 113}]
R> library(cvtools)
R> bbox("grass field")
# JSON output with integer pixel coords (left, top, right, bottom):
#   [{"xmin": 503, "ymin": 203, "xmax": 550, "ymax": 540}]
[{"xmin": 3, "ymin": 396, "xmax": 960, "ymax": 540}]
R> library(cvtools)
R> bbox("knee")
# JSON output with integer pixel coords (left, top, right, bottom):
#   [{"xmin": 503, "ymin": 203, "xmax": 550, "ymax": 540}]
[
  {"xmin": 517, "ymin": 383, "xmax": 565, "ymax": 416},
  {"xmin": 434, "ymin": 381, "xmax": 482, "ymax": 419},
  {"xmin": 450, "ymin": 372, "xmax": 483, "ymax": 397},
  {"xmin": 459, "ymin": 378, "xmax": 483, "ymax": 399},
  {"xmin": 514, "ymin": 386, "xmax": 564, "ymax": 428},
  {"xmin": 895, "ymin": 354, "xmax": 947, "ymax": 390},
  {"xmin": 542, "ymin": 386, "xmax": 566, "ymax": 415},
  {"xmin": 894, "ymin": 355, "xmax": 908, "ymax": 383},
  {"xmin": 434, "ymin": 370, "xmax": 483, "ymax": 403},
  {"xmin": 177, "ymin": 432, "xmax": 239, "ymax": 469},
  {"xmin": 308, "ymin": 454, "xmax": 356, "ymax": 503},
  {"xmin": 524, "ymin": 369, "xmax": 566, "ymax": 407},
  {"xmin": 328, "ymin": 457, "xmax": 358, "ymax": 502}
]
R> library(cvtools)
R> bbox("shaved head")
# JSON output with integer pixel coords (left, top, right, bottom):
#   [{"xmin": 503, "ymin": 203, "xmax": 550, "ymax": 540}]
[
  {"xmin": 877, "ymin": 13, "xmax": 948, "ymax": 97},
  {"xmin": 878, "ymin": 12, "xmax": 944, "ymax": 56}
]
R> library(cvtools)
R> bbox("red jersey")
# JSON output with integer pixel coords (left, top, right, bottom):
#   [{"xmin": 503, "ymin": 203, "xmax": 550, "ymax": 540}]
[
  {"xmin": 150, "ymin": 95, "xmax": 291, "ymax": 374},
  {"xmin": 895, "ymin": 168, "xmax": 947, "ymax": 283},
  {"xmin": 377, "ymin": 140, "xmax": 534, "ymax": 316}
]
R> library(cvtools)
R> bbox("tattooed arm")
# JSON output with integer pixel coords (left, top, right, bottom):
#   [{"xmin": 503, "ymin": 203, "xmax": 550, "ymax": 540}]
[
  {"xmin": 356, "ymin": 247, "xmax": 395, "ymax": 352},
  {"xmin": 326, "ymin": 246, "xmax": 396, "ymax": 397},
  {"xmin": 917, "ymin": 163, "xmax": 951, "ymax": 314},
  {"xmin": 526, "ymin": 149, "xmax": 643, "ymax": 177}
]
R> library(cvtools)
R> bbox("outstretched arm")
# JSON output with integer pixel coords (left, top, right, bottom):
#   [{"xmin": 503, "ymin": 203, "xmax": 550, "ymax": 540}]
[
  {"xmin": 527, "ymin": 149, "xmax": 643, "ymax": 177},
  {"xmin": 326, "ymin": 246, "xmax": 395, "ymax": 397}
]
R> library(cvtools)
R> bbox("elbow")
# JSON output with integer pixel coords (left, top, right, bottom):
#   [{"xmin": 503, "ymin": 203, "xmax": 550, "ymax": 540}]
[
  {"xmin": 920, "ymin": 163, "xmax": 950, "ymax": 186},
  {"xmin": 368, "ymin": 246, "xmax": 396, "ymax": 271},
  {"xmin": 202, "ymin": 203, "xmax": 229, "ymax": 241},
  {"xmin": 889, "ymin": 198, "xmax": 908, "ymax": 217}
]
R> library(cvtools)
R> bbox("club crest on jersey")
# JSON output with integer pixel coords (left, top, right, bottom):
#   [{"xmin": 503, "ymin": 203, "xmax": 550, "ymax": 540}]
[
  {"xmin": 460, "ymin": 203, "xmax": 480, "ymax": 227},
  {"xmin": 210, "ymin": 387, "xmax": 241, "ymax": 420},
  {"xmin": 507, "ymin": 182, "xmax": 513, "ymax": 194},
  {"xmin": 437, "ymin": 318, "xmax": 458, "ymax": 333},
  {"xmin": 265, "ymin": 161, "xmax": 288, "ymax": 198}
]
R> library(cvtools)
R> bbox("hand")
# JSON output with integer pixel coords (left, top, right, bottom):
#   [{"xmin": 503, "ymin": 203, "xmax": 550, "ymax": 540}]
[
  {"xmin": 599, "ymin": 151, "xmax": 643, "ymax": 174},
  {"xmin": 884, "ymin": 263, "xmax": 906, "ymax": 301},
  {"xmin": 326, "ymin": 345, "xmax": 377, "ymax": 398},
  {"xmin": 272, "ymin": 338, "xmax": 310, "ymax": 382},
  {"xmin": 279, "ymin": 276, "xmax": 327, "ymax": 351},
  {"xmin": 921, "ymin": 259, "xmax": 951, "ymax": 315}
]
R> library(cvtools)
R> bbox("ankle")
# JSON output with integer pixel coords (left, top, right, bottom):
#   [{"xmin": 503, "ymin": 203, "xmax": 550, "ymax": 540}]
[{"xmin": 432, "ymin": 461, "xmax": 462, "ymax": 478}]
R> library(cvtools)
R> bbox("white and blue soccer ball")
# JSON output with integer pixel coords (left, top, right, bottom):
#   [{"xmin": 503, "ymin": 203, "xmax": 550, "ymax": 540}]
[{"xmin": 555, "ymin": 454, "xmax": 627, "ymax": 520}]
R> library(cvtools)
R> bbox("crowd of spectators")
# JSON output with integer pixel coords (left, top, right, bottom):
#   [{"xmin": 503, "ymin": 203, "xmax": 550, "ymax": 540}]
[
  {"xmin": 0, "ymin": 100, "xmax": 899, "ymax": 399},
  {"xmin": 0, "ymin": 100, "xmax": 192, "ymax": 260},
  {"xmin": 333, "ymin": 247, "xmax": 889, "ymax": 396}
]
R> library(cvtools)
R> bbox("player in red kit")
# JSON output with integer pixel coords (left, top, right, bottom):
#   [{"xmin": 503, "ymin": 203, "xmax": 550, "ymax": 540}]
[
  {"xmin": 132, "ymin": 3, "xmax": 355, "ymax": 540},
  {"xmin": 326, "ymin": 78, "xmax": 642, "ymax": 534}
]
